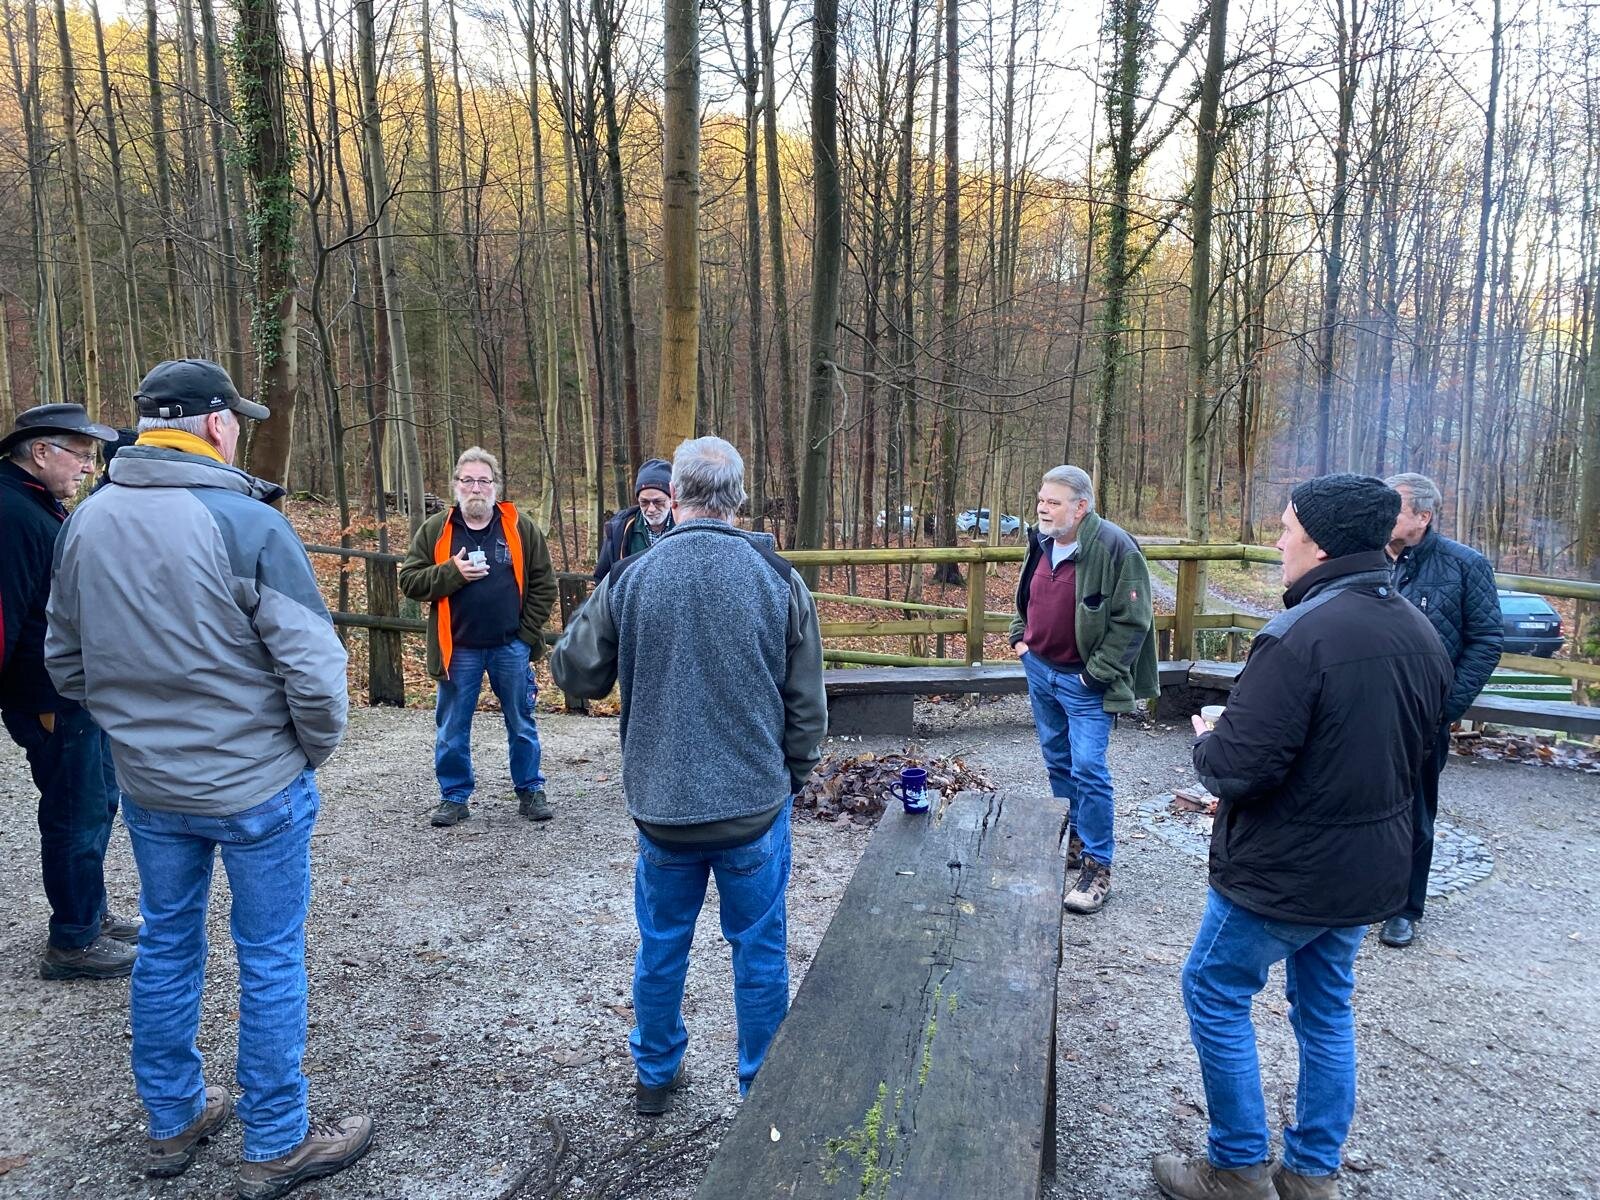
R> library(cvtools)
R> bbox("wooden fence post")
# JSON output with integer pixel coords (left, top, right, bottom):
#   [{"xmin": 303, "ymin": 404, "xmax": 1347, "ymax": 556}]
[
  {"xmin": 966, "ymin": 551, "xmax": 987, "ymax": 664},
  {"xmin": 1174, "ymin": 557, "xmax": 1200, "ymax": 660}
]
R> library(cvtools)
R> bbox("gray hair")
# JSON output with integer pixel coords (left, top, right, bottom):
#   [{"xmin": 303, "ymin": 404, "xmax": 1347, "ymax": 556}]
[
  {"xmin": 137, "ymin": 412, "xmax": 227, "ymax": 438},
  {"xmin": 1041, "ymin": 464, "xmax": 1095, "ymax": 509},
  {"xmin": 672, "ymin": 436, "xmax": 747, "ymax": 518},
  {"xmin": 455, "ymin": 445, "xmax": 501, "ymax": 486},
  {"xmin": 1384, "ymin": 472, "xmax": 1441, "ymax": 516},
  {"xmin": 7, "ymin": 436, "xmax": 43, "ymax": 463}
]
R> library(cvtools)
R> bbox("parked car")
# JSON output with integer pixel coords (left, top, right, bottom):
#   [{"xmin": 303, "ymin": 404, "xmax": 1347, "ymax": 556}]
[
  {"xmin": 877, "ymin": 504, "xmax": 915, "ymax": 532},
  {"xmin": 955, "ymin": 508, "xmax": 1021, "ymax": 537},
  {"xmin": 1497, "ymin": 589, "xmax": 1564, "ymax": 657}
]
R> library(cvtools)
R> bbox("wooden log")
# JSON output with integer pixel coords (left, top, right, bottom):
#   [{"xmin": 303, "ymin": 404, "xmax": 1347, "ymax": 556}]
[{"xmin": 696, "ymin": 791, "xmax": 1067, "ymax": 1200}]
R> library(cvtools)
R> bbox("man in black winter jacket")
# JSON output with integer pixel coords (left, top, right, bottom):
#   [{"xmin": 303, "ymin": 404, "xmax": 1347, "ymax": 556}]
[
  {"xmin": 1380, "ymin": 472, "xmax": 1503, "ymax": 948},
  {"xmin": 0, "ymin": 404, "xmax": 135, "ymax": 981},
  {"xmin": 1152, "ymin": 474, "xmax": 1451, "ymax": 1200}
]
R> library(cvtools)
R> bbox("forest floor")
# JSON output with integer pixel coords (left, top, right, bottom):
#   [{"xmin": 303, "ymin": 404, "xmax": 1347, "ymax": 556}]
[{"xmin": 1, "ymin": 700, "xmax": 1596, "ymax": 1199}]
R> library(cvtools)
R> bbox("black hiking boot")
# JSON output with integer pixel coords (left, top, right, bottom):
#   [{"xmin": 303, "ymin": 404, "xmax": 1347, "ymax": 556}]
[{"xmin": 517, "ymin": 789, "xmax": 553, "ymax": 822}]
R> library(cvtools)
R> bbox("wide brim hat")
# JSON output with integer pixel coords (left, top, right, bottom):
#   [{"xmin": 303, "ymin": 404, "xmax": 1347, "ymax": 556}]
[{"xmin": 0, "ymin": 403, "xmax": 120, "ymax": 457}]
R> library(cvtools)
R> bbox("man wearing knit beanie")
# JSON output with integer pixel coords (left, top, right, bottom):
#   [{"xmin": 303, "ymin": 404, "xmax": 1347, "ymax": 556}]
[
  {"xmin": 594, "ymin": 459, "xmax": 676, "ymax": 581},
  {"xmin": 1153, "ymin": 473, "xmax": 1452, "ymax": 1200}
]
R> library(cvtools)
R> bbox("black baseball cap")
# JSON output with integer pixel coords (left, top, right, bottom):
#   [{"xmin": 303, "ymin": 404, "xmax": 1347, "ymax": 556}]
[{"xmin": 134, "ymin": 359, "xmax": 270, "ymax": 421}]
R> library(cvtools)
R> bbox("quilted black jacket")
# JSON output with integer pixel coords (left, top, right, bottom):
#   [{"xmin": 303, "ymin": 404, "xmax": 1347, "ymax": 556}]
[{"xmin": 1392, "ymin": 526, "xmax": 1503, "ymax": 723}]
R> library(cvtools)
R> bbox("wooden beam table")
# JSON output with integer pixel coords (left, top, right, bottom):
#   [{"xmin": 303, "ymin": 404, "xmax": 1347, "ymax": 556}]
[{"xmin": 696, "ymin": 791, "xmax": 1068, "ymax": 1200}]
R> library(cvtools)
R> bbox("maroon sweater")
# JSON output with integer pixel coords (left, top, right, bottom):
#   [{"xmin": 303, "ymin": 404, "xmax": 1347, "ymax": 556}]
[{"xmin": 1024, "ymin": 553, "xmax": 1082, "ymax": 668}]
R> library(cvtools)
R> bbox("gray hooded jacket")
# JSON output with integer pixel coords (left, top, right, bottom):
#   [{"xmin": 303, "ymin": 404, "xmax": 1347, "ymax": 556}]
[{"xmin": 46, "ymin": 445, "xmax": 347, "ymax": 816}]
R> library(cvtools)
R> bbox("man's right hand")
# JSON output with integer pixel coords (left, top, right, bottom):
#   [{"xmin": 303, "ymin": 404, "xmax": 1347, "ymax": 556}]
[
  {"xmin": 1014, "ymin": 640, "xmax": 1029, "ymax": 658},
  {"xmin": 451, "ymin": 548, "xmax": 489, "ymax": 582}
]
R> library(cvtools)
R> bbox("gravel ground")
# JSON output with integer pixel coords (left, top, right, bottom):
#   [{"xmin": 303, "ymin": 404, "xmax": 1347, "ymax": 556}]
[{"xmin": 1, "ymin": 699, "xmax": 1596, "ymax": 1199}]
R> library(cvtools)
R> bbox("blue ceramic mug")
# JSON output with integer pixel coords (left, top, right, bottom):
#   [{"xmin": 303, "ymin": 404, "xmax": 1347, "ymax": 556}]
[{"xmin": 893, "ymin": 766, "xmax": 930, "ymax": 814}]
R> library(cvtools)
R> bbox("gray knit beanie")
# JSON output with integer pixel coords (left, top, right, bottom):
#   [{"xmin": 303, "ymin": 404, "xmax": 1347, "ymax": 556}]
[{"xmin": 635, "ymin": 458, "xmax": 672, "ymax": 497}]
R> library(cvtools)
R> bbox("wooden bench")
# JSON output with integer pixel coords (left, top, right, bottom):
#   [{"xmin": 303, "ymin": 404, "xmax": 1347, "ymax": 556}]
[
  {"xmin": 696, "ymin": 791, "xmax": 1067, "ymax": 1200},
  {"xmin": 825, "ymin": 662, "xmax": 1191, "ymax": 735}
]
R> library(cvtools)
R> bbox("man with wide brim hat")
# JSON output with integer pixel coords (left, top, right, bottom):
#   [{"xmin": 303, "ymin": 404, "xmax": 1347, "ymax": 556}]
[{"xmin": 0, "ymin": 402, "xmax": 139, "ymax": 982}]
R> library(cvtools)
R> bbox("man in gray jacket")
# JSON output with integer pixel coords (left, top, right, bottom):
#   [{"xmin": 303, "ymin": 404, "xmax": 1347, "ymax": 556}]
[
  {"xmin": 551, "ymin": 436, "xmax": 826, "ymax": 1116},
  {"xmin": 46, "ymin": 360, "xmax": 373, "ymax": 1197}
]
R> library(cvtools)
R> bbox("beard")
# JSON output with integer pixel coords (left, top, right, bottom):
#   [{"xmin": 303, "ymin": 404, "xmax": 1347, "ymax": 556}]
[{"xmin": 459, "ymin": 495, "xmax": 493, "ymax": 522}]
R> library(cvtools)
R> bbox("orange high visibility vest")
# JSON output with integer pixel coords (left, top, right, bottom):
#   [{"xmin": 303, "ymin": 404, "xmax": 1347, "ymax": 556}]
[{"xmin": 431, "ymin": 502, "xmax": 526, "ymax": 676}]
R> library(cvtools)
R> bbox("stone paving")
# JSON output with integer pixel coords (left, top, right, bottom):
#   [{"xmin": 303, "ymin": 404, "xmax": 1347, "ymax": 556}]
[{"xmin": 1135, "ymin": 792, "xmax": 1495, "ymax": 898}]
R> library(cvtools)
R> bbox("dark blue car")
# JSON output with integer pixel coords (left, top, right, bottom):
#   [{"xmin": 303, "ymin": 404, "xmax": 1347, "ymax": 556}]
[{"xmin": 1498, "ymin": 590, "xmax": 1564, "ymax": 657}]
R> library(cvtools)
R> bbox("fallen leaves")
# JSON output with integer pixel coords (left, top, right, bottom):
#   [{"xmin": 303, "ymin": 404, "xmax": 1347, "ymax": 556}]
[{"xmin": 795, "ymin": 752, "xmax": 996, "ymax": 825}]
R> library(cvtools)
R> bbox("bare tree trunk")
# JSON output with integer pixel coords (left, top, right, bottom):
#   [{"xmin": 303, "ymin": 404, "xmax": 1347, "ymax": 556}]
[
  {"xmin": 419, "ymin": 0, "xmax": 458, "ymax": 468},
  {"xmin": 1454, "ymin": 0, "xmax": 1503, "ymax": 539},
  {"xmin": 356, "ymin": 0, "xmax": 425, "ymax": 533},
  {"xmin": 234, "ymin": 0, "xmax": 298, "ymax": 488},
  {"xmin": 1315, "ymin": 0, "xmax": 1362, "ymax": 473},
  {"xmin": 523, "ymin": 6, "xmax": 561, "ymax": 529},
  {"xmin": 594, "ymin": 0, "xmax": 644, "ymax": 471},
  {"xmin": 760, "ymin": 0, "xmax": 800, "ymax": 528},
  {"xmin": 198, "ymin": 0, "xmax": 246, "ymax": 387},
  {"xmin": 657, "ymin": 0, "xmax": 701, "ymax": 452},
  {"xmin": 1185, "ymin": 0, "xmax": 1228, "ymax": 546},
  {"xmin": 742, "ymin": 0, "xmax": 769, "ymax": 531},
  {"xmin": 145, "ymin": 0, "xmax": 183, "ymax": 351},
  {"xmin": 556, "ymin": 0, "xmax": 601, "ymax": 559},
  {"xmin": 52, "ymin": 0, "xmax": 102, "ymax": 420},
  {"xmin": 795, "ymin": 0, "xmax": 841, "ymax": 587},
  {"xmin": 90, "ymin": 0, "xmax": 145, "ymax": 376},
  {"xmin": 932, "ymin": 0, "xmax": 962, "ymax": 584}
]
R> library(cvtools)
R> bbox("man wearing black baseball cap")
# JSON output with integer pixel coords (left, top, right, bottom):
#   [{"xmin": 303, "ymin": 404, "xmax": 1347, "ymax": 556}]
[
  {"xmin": 1153, "ymin": 474, "xmax": 1453, "ymax": 1200},
  {"xmin": 46, "ymin": 359, "xmax": 373, "ymax": 1191},
  {"xmin": 1, "ymin": 403, "xmax": 137, "ymax": 981}
]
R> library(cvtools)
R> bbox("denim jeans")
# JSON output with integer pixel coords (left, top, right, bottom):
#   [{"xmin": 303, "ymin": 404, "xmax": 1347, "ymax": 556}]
[
  {"xmin": 631, "ymin": 801, "xmax": 792, "ymax": 1093},
  {"xmin": 1181, "ymin": 888, "xmax": 1367, "ymax": 1177},
  {"xmin": 121, "ymin": 771, "xmax": 319, "ymax": 1162},
  {"xmin": 435, "ymin": 638, "xmax": 544, "ymax": 804},
  {"xmin": 1021, "ymin": 651, "xmax": 1116, "ymax": 865},
  {"xmin": 1403, "ymin": 722, "xmax": 1453, "ymax": 919},
  {"xmin": 2, "ymin": 703, "xmax": 119, "ymax": 949}
]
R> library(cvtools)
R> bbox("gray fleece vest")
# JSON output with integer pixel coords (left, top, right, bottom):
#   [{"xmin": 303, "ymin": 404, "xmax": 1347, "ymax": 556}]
[{"xmin": 608, "ymin": 520, "xmax": 791, "ymax": 825}]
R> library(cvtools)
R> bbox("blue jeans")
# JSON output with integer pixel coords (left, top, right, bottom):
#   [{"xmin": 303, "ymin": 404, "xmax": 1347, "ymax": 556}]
[
  {"xmin": 632, "ymin": 802, "xmax": 792, "ymax": 1093},
  {"xmin": 121, "ymin": 772, "xmax": 319, "ymax": 1162},
  {"xmin": 2, "ymin": 704, "xmax": 120, "ymax": 949},
  {"xmin": 1021, "ymin": 652, "xmax": 1116, "ymax": 865},
  {"xmin": 435, "ymin": 638, "xmax": 545, "ymax": 804},
  {"xmin": 1182, "ymin": 888, "xmax": 1367, "ymax": 1176}
]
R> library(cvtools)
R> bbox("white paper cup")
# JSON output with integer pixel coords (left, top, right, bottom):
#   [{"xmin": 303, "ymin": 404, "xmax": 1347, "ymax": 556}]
[{"xmin": 1200, "ymin": 705, "xmax": 1226, "ymax": 731}]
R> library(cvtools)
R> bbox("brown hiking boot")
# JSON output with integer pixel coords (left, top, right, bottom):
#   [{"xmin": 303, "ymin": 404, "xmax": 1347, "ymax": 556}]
[
  {"xmin": 146, "ymin": 1085, "xmax": 232, "ymax": 1178},
  {"xmin": 1152, "ymin": 1154, "xmax": 1274, "ymax": 1199},
  {"xmin": 235, "ymin": 1115, "xmax": 375, "ymax": 1199},
  {"xmin": 1273, "ymin": 1164, "xmax": 1341, "ymax": 1199},
  {"xmin": 39, "ymin": 934, "xmax": 136, "ymax": 980},
  {"xmin": 1065, "ymin": 830, "xmax": 1085, "ymax": 870},
  {"xmin": 635, "ymin": 1063, "xmax": 690, "ymax": 1116},
  {"xmin": 1063, "ymin": 861, "xmax": 1112, "ymax": 915}
]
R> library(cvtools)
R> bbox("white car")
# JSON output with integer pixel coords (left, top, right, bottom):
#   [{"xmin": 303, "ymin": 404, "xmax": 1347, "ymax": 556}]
[
  {"xmin": 876, "ymin": 505, "xmax": 915, "ymax": 532},
  {"xmin": 955, "ymin": 508, "xmax": 1021, "ymax": 537}
]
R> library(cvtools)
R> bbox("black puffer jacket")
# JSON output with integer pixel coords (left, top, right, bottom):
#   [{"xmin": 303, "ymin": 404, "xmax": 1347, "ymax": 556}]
[
  {"xmin": 1193, "ymin": 553, "xmax": 1452, "ymax": 926},
  {"xmin": 1392, "ymin": 527, "xmax": 1503, "ymax": 723},
  {"xmin": 0, "ymin": 459, "xmax": 68, "ymax": 714}
]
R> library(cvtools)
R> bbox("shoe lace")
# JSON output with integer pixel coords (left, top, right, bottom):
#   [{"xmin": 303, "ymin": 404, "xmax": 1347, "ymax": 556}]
[
  {"xmin": 307, "ymin": 1119, "xmax": 348, "ymax": 1140},
  {"xmin": 1072, "ymin": 862, "xmax": 1099, "ymax": 892}
]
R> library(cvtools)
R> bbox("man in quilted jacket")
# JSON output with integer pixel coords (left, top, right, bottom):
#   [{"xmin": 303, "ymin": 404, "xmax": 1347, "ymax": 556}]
[{"xmin": 1382, "ymin": 473, "xmax": 1503, "ymax": 948}]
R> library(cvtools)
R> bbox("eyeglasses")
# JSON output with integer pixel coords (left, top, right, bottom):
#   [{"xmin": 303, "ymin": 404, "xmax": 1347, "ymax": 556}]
[
  {"xmin": 44, "ymin": 441, "xmax": 97, "ymax": 467},
  {"xmin": 454, "ymin": 476, "xmax": 496, "ymax": 490},
  {"xmin": 639, "ymin": 497, "xmax": 671, "ymax": 509}
]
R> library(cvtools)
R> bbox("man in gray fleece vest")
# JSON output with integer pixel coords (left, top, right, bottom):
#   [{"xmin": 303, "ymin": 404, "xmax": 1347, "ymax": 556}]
[{"xmin": 551, "ymin": 436, "xmax": 826, "ymax": 1115}]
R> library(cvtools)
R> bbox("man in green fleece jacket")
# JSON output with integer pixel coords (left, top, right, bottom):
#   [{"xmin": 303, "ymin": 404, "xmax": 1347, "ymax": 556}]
[{"xmin": 1010, "ymin": 464, "xmax": 1157, "ymax": 915}]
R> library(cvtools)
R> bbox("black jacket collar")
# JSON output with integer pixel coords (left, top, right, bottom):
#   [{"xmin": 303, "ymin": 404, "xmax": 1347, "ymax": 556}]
[
  {"xmin": 1395, "ymin": 524, "xmax": 1438, "ymax": 567},
  {"xmin": 0, "ymin": 458, "xmax": 66, "ymax": 521},
  {"xmin": 1283, "ymin": 550, "xmax": 1394, "ymax": 608}
]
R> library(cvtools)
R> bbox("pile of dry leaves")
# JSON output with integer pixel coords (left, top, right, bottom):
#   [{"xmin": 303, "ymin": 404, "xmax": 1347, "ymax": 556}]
[
  {"xmin": 795, "ymin": 751, "xmax": 994, "ymax": 824},
  {"xmin": 1452, "ymin": 729, "xmax": 1600, "ymax": 772}
]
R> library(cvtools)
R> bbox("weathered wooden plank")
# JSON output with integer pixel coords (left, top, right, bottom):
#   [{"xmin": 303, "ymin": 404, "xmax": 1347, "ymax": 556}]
[
  {"xmin": 1465, "ymin": 695, "xmax": 1600, "ymax": 736},
  {"xmin": 696, "ymin": 791, "xmax": 1067, "ymax": 1200}
]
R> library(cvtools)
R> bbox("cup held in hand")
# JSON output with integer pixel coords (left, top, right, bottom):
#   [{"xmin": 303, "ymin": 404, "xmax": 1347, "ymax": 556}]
[
  {"xmin": 1200, "ymin": 704, "xmax": 1226, "ymax": 731},
  {"xmin": 892, "ymin": 766, "xmax": 930, "ymax": 814}
]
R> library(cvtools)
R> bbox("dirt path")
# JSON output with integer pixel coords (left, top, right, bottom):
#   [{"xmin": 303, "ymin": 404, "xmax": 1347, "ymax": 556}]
[{"xmin": 1, "ymin": 702, "xmax": 1595, "ymax": 1198}]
